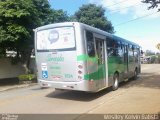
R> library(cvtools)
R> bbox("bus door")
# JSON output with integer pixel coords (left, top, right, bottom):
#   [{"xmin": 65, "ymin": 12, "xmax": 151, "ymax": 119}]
[
  {"xmin": 124, "ymin": 44, "xmax": 129, "ymax": 78},
  {"xmin": 128, "ymin": 45, "xmax": 136, "ymax": 76},
  {"xmin": 94, "ymin": 34, "xmax": 107, "ymax": 88}
]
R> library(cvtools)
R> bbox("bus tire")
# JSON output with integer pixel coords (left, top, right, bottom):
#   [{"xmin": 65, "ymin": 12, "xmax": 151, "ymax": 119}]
[
  {"xmin": 133, "ymin": 68, "xmax": 138, "ymax": 80},
  {"xmin": 112, "ymin": 73, "xmax": 119, "ymax": 91}
]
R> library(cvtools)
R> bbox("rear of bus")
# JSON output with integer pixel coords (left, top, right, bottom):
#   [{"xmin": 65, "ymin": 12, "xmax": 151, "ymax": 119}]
[{"xmin": 35, "ymin": 22, "xmax": 93, "ymax": 91}]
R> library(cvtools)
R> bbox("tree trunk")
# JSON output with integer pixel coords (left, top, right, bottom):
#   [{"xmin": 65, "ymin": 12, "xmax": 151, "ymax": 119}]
[
  {"xmin": 22, "ymin": 62, "xmax": 30, "ymax": 74},
  {"xmin": 21, "ymin": 50, "xmax": 32, "ymax": 74}
]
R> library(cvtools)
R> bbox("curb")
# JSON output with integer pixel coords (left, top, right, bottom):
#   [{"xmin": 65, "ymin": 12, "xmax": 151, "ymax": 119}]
[{"xmin": 0, "ymin": 83, "xmax": 38, "ymax": 92}]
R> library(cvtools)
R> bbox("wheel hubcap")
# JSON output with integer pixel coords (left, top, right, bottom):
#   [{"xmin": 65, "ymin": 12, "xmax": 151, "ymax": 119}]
[
  {"xmin": 114, "ymin": 78, "xmax": 118, "ymax": 87},
  {"xmin": 135, "ymin": 70, "xmax": 137, "ymax": 77}
]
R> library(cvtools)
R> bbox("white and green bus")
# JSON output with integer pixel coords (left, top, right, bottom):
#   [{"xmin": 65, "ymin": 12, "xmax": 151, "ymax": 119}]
[{"xmin": 34, "ymin": 22, "xmax": 141, "ymax": 92}]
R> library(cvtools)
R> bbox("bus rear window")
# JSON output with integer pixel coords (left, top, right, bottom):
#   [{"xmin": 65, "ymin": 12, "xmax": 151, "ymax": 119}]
[{"xmin": 37, "ymin": 27, "xmax": 75, "ymax": 50}]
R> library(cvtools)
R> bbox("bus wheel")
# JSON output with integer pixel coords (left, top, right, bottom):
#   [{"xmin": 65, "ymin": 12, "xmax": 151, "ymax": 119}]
[
  {"xmin": 112, "ymin": 73, "xmax": 119, "ymax": 91},
  {"xmin": 133, "ymin": 69, "xmax": 138, "ymax": 80}
]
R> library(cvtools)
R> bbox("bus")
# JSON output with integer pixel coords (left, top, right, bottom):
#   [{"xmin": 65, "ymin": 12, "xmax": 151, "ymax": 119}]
[{"xmin": 34, "ymin": 22, "xmax": 141, "ymax": 92}]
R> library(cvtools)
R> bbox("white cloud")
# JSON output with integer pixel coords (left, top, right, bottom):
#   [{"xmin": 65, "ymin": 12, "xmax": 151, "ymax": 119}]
[
  {"xmin": 132, "ymin": 37, "xmax": 160, "ymax": 52},
  {"xmin": 122, "ymin": 35, "xmax": 160, "ymax": 52},
  {"xmin": 89, "ymin": 0, "xmax": 160, "ymax": 52},
  {"xmin": 89, "ymin": 0, "xmax": 160, "ymax": 19}
]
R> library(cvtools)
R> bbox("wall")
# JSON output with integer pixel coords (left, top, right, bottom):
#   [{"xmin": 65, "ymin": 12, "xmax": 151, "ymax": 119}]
[{"xmin": 0, "ymin": 58, "xmax": 36, "ymax": 79}]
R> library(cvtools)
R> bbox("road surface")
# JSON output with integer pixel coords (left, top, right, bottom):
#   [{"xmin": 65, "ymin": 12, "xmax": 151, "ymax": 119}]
[{"xmin": 0, "ymin": 64, "xmax": 160, "ymax": 119}]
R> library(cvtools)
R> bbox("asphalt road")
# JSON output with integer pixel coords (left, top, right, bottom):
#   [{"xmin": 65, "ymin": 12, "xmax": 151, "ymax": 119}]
[{"xmin": 0, "ymin": 64, "xmax": 160, "ymax": 118}]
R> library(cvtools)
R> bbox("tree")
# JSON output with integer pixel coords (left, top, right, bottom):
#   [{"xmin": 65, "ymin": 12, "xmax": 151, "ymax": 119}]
[
  {"xmin": 0, "ymin": 0, "xmax": 69, "ymax": 73},
  {"xmin": 142, "ymin": 0, "xmax": 160, "ymax": 11},
  {"xmin": 74, "ymin": 4, "xmax": 114, "ymax": 33},
  {"xmin": 145, "ymin": 50, "xmax": 155, "ymax": 56},
  {"xmin": 49, "ymin": 9, "xmax": 69, "ymax": 24},
  {"xmin": 0, "ymin": 0, "xmax": 50, "ymax": 73}
]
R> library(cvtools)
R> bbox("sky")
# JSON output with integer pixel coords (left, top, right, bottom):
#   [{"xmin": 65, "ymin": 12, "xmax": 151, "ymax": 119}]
[{"xmin": 49, "ymin": 0, "xmax": 160, "ymax": 52}]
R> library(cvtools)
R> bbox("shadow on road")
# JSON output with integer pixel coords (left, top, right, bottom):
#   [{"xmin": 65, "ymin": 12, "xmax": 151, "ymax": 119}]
[
  {"xmin": 31, "ymin": 87, "xmax": 49, "ymax": 91},
  {"xmin": 46, "ymin": 87, "xmax": 113, "ymax": 102},
  {"xmin": 121, "ymin": 72, "xmax": 160, "ymax": 89},
  {"xmin": 0, "ymin": 78, "xmax": 19, "ymax": 86},
  {"xmin": 45, "ymin": 72, "xmax": 160, "ymax": 101}
]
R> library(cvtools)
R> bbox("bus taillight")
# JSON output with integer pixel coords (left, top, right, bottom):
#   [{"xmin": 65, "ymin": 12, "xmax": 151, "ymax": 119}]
[
  {"xmin": 78, "ymin": 70, "xmax": 82, "ymax": 74},
  {"xmin": 78, "ymin": 65, "xmax": 83, "ymax": 69}
]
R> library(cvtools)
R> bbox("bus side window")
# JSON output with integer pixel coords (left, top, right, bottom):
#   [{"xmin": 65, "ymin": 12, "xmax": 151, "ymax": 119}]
[
  {"xmin": 118, "ymin": 41, "xmax": 123, "ymax": 57},
  {"xmin": 128, "ymin": 44, "xmax": 134, "ymax": 62},
  {"xmin": 134, "ymin": 46, "xmax": 139, "ymax": 62},
  {"xmin": 107, "ymin": 38, "xmax": 119, "ymax": 57},
  {"xmin": 86, "ymin": 31, "xmax": 95, "ymax": 57},
  {"xmin": 106, "ymin": 38, "xmax": 114, "ymax": 57},
  {"xmin": 112, "ymin": 40, "xmax": 118, "ymax": 56}
]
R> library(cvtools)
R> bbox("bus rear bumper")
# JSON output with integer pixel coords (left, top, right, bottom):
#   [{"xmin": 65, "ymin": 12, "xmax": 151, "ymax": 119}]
[{"xmin": 38, "ymin": 79, "xmax": 98, "ymax": 92}]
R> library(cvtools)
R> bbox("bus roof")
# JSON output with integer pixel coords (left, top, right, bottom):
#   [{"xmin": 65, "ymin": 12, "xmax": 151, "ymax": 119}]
[{"xmin": 35, "ymin": 22, "xmax": 140, "ymax": 47}]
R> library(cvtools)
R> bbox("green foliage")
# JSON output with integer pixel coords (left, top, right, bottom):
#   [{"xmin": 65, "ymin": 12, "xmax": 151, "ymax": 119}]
[
  {"xmin": 0, "ymin": 49, "xmax": 6, "ymax": 58},
  {"xmin": 157, "ymin": 55, "xmax": 160, "ymax": 63},
  {"xmin": 150, "ymin": 55, "xmax": 160, "ymax": 64},
  {"xmin": 18, "ymin": 74, "xmax": 36, "ymax": 81},
  {"xmin": 48, "ymin": 9, "xmax": 69, "ymax": 24},
  {"xmin": 150, "ymin": 56, "xmax": 156, "ymax": 63},
  {"xmin": 0, "ymin": 0, "xmax": 69, "ymax": 48},
  {"xmin": 0, "ymin": 0, "xmax": 69, "ymax": 73},
  {"xmin": 145, "ymin": 50, "xmax": 155, "ymax": 56},
  {"xmin": 0, "ymin": 0, "xmax": 32, "ymax": 43},
  {"xmin": 142, "ymin": 0, "xmax": 160, "ymax": 11},
  {"xmin": 74, "ymin": 4, "xmax": 114, "ymax": 33},
  {"xmin": 145, "ymin": 54, "xmax": 160, "ymax": 64},
  {"xmin": 11, "ymin": 57, "xmax": 20, "ymax": 65}
]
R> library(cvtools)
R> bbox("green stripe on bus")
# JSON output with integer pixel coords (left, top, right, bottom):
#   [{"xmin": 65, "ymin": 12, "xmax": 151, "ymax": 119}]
[
  {"xmin": 77, "ymin": 54, "xmax": 98, "ymax": 62},
  {"xmin": 77, "ymin": 54, "xmax": 88, "ymax": 61},
  {"xmin": 84, "ymin": 64, "xmax": 106, "ymax": 80}
]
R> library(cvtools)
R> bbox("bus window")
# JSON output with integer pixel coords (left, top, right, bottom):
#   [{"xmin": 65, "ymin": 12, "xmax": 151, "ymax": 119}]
[
  {"xmin": 86, "ymin": 31, "xmax": 95, "ymax": 57},
  {"xmin": 134, "ymin": 46, "xmax": 140, "ymax": 62},
  {"xmin": 107, "ymin": 38, "xmax": 114, "ymax": 48},
  {"xmin": 107, "ymin": 38, "xmax": 120, "ymax": 57},
  {"xmin": 107, "ymin": 38, "xmax": 114, "ymax": 56},
  {"xmin": 128, "ymin": 44, "xmax": 134, "ymax": 62},
  {"xmin": 117, "ymin": 41, "xmax": 123, "ymax": 57}
]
